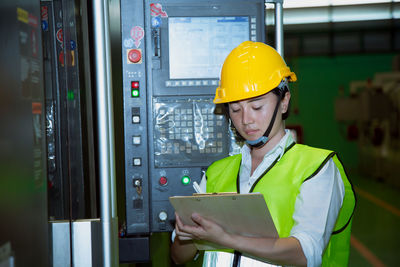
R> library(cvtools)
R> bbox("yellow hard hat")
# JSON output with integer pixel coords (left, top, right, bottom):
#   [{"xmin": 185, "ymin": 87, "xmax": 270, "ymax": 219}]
[{"xmin": 214, "ymin": 41, "xmax": 297, "ymax": 104}]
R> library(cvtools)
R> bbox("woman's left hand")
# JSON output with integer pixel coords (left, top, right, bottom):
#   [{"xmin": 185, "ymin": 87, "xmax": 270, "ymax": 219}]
[{"xmin": 175, "ymin": 212, "xmax": 230, "ymax": 245}]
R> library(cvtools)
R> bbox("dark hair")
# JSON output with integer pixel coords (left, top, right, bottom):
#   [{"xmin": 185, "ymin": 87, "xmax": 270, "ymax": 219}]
[
  {"xmin": 271, "ymin": 86, "xmax": 290, "ymax": 120},
  {"xmin": 219, "ymin": 103, "xmax": 245, "ymax": 143}
]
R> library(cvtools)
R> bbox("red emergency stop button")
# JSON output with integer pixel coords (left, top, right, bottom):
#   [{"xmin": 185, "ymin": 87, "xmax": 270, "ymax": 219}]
[
  {"xmin": 159, "ymin": 176, "xmax": 168, "ymax": 186},
  {"xmin": 128, "ymin": 49, "xmax": 142, "ymax": 63}
]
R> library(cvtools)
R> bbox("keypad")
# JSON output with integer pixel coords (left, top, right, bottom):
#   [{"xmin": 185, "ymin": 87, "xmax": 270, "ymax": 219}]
[{"xmin": 153, "ymin": 97, "xmax": 228, "ymax": 167}]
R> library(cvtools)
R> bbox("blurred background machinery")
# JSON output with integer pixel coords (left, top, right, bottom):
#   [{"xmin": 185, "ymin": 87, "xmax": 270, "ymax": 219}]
[{"xmin": 335, "ymin": 60, "xmax": 400, "ymax": 188}]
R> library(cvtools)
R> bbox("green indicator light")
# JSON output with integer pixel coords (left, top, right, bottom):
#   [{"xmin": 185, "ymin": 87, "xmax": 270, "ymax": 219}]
[
  {"xmin": 67, "ymin": 90, "xmax": 75, "ymax": 100},
  {"xmin": 181, "ymin": 175, "xmax": 190, "ymax": 185},
  {"xmin": 131, "ymin": 89, "xmax": 139, "ymax": 97}
]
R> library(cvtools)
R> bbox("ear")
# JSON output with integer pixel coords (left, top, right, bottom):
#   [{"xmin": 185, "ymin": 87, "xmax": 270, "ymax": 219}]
[{"xmin": 281, "ymin": 91, "xmax": 291, "ymax": 113}]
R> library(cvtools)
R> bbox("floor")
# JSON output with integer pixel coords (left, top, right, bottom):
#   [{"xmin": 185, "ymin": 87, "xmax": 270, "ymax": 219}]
[{"xmin": 347, "ymin": 172, "xmax": 400, "ymax": 267}]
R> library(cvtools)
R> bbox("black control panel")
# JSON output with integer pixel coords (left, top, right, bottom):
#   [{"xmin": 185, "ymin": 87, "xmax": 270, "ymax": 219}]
[{"xmin": 120, "ymin": 0, "xmax": 265, "ymax": 235}]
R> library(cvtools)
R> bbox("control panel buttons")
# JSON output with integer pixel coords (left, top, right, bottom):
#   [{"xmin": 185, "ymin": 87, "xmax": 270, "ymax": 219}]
[
  {"xmin": 131, "ymin": 90, "xmax": 139, "ymax": 97},
  {"xmin": 131, "ymin": 81, "xmax": 139, "ymax": 88},
  {"xmin": 158, "ymin": 211, "xmax": 168, "ymax": 222},
  {"xmin": 133, "ymin": 178, "xmax": 142, "ymax": 196},
  {"xmin": 132, "ymin": 115, "xmax": 140, "ymax": 123},
  {"xmin": 133, "ymin": 178, "xmax": 142, "ymax": 188},
  {"xmin": 132, "ymin": 107, "xmax": 140, "ymax": 123},
  {"xmin": 128, "ymin": 49, "xmax": 142, "ymax": 63},
  {"xmin": 132, "ymin": 136, "xmax": 141, "ymax": 145},
  {"xmin": 131, "ymin": 81, "xmax": 140, "ymax": 98},
  {"xmin": 159, "ymin": 176, "xmax": 168, "ymax": 186},
  {"xmin": 181, "ymin": 175, "xmax": 190, "ymax": 185},
  {"xmin": 133, "ymin": 157, "xmax": 142, "ymax": 166}
]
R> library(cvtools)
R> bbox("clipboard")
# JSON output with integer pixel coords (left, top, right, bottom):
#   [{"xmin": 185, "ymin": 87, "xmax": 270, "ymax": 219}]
[{"xmin": 169, "ymin": 193, "xmax": 278, "ymax": 250}]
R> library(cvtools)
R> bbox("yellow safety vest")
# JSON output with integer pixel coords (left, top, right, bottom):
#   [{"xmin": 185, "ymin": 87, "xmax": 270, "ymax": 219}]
[{"xmin": 203, "ymin": 143, "xmax": 356, "ymax": 266}]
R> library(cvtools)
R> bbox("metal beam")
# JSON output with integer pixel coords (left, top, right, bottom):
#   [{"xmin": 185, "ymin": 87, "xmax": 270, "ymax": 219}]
[
  {"xmin": 92, "ymin": 0, "xmax": 119, "ymax": 266},
  {"xmin": 265, "ymin": 0, "xmax": 284, "ymax": 56}
]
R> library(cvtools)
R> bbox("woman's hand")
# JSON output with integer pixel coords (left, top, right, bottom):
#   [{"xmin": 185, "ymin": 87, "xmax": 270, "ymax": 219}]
[
  {"xmin": 175, "ymin": 212, "xmax": 196, "ymax": 241},
  {"xmin": 171, "ymin": 212, "xmax": 199, "ymax": 264},
  {"xmin": 175, "ymin": 212, "xmax": 229, "ymax": 245}
]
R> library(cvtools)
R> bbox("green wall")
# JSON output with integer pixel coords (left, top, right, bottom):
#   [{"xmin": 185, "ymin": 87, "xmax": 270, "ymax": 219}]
[{"xmin": 286, "ymin": 53, "xmax": 396, "ymax": 170}]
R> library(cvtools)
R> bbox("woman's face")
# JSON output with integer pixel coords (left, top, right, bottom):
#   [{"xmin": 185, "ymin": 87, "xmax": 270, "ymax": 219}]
[{"xmin": 228, "ymin": 91, "xmax": 289, "ymax": 143}]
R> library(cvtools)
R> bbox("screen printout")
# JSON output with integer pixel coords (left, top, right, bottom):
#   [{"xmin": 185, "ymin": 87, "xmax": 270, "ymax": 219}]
[{"xmin": 168, "ymin": 16, "xmax": 249, "ymax": 79}]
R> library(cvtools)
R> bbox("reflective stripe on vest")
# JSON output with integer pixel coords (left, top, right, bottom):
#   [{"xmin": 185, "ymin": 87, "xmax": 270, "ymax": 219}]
[{"xmin": 205, "ymin": 144, "xmax": 356, "ymax": 266}]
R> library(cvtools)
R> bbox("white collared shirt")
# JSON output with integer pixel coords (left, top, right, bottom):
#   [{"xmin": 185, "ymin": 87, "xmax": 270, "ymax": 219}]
[
  {"xmin": 239, "ymin": 130, "xmax": 293, "ymax": 193},
  {"xmin": 198, "ymin": 130, "xmax": 345, "ymax": 267}
]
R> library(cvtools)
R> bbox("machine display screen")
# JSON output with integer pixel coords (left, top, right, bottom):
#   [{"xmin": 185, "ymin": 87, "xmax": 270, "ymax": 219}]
[{"xmin": 168, "ymin": 16, "xmax": 250, "ymax": 79}]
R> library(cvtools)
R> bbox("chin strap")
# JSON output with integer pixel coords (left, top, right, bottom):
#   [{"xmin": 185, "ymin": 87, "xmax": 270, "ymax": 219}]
[{"xmin": 245, "ymin": 80, "xmax": 288, "ymax": 148}]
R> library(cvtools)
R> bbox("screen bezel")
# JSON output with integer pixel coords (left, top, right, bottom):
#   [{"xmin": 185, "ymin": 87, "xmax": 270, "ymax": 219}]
[{"xmin": 146, "ymin": 1, "xmax": 264, "ymax": 97}]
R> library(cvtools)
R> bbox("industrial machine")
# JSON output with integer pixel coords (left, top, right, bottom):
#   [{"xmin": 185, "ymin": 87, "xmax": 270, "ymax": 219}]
[
  {"xmin": 118, "ymin": 0, "xmax": 285, "ymax": 262},
  {"xmin": 41, "ymin": 0, "xmax": 100, "ymax": 265},
  {"xmin": 121, "ymin": 0, "xmax": 265, "ymax": 235},
  {"xmin": 42, "ymin": 0, "xmax": 96, "ymax": 220},
  {"xmin": 335, "ymin": 69, "xmax": 400, "ymax": 188},
  {"xmin": 1, "ymin": 0, "xmax": 286, "ymax": 265}
]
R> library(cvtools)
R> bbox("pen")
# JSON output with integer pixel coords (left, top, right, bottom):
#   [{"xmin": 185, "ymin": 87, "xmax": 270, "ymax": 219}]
[{"xmin": 193, "ymin": 181, "xmax": 203, "ymax": 193}]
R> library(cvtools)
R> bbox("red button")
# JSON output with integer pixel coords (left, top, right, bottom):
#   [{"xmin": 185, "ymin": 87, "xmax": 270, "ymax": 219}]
[
  {"xmin": 131, "ymin": 81, "xmax": 139, "ymax": 88},
  {"xmin": 159, "ymin": 176, "xmax": 168, "ymax": 186},
  {"xmin": 128, "ymin": 49, "xmax": 142, "ymax": 63}
]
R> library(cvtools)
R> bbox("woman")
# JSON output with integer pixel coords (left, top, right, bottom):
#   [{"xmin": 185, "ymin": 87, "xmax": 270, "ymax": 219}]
[{"xmin": 171, "ymin": 41, "xmax": 356, "ymax": 267}]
